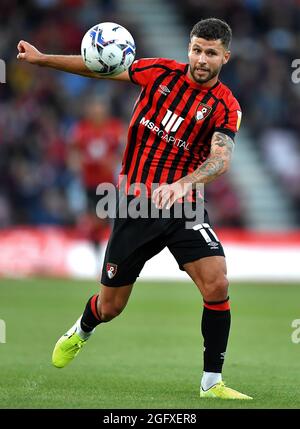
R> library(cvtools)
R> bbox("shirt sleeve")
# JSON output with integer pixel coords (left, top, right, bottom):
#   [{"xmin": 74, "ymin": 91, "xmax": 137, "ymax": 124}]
[
  {"xmin": 128, "ymin": 58, "xmax": 175, "ymax": 87},
  {"xmin": 214, "ymin": 96, "xmax": 242, "ymax": 140}
]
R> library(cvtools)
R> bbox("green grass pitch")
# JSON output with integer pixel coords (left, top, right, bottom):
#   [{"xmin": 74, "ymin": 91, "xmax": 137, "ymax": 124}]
[{"xmin": 0, "ymin": 277, "xmax": 299, "ymax": 409}]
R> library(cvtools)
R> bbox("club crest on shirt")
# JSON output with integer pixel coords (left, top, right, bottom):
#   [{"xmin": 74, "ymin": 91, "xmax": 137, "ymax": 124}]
[
  {"xmin": 107, "ymin": 263, "xmax": 118, "ymax": 279},
  {"xmin": 195, "ymin": 103, "xmax": 212, "ymax": 121}
]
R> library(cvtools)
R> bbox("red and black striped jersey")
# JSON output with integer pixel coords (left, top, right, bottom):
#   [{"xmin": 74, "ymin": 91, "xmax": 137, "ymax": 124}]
[{"xmin": 120, "ymin": 58, "xmax": 241, "ymax": 193}]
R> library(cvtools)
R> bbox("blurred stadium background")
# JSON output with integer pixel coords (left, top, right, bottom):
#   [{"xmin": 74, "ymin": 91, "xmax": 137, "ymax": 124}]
[
  {"xmin": 1, "ymin": 0, "xmax": 300, "ymax": 410},
  {"xmin": 0, "ymin": 0, "xmax": 300, "ymax": 280},
  {"xmin": 0, "ymin": 0, "xmax": 299, "ymax": 282}
]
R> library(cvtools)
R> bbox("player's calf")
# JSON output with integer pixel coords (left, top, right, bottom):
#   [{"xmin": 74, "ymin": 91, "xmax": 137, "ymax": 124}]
[
  {"xmin": 52, "ymin": 287, "xmax": 132, "ymax": 368},
  {"xmin": 99, "ymin": 302, "xmax": 126, "ymax": 322},
  {"xmin": 52, "ymin": 294, "xmax": 103, "ymax": 368}
]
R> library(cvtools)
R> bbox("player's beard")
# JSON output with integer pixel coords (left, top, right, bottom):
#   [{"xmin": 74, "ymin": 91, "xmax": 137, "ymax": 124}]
[{"xmin": 190, "ymin": 64, "xmax": 221, "ymax": 84}]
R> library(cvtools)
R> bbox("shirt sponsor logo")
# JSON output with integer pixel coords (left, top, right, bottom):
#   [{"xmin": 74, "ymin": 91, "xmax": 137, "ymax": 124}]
[
  {"xmin": 140, "ymin": 116, "xmax": 189, "ymax": 151},
  {"xmin": 161, "ymin": 109, "xmax": 184, "ymax": 132}
]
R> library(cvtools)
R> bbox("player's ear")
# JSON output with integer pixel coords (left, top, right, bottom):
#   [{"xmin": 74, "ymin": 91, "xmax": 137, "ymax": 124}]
[
  {"xmin": 223, "ymin": 50, "xmax": 231, "ymax": 64},
  {"xmin": 188, "ymin": 42, "xmax": 191, "ymax": 54}
]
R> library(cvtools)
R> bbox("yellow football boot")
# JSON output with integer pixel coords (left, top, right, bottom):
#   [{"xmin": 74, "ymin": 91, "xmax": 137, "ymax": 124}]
[
  {"xmin": 200, "ymin": 381, "xmax": 253, "ymax": 400},
  {"xmin": 52, "ymin": 331, "xmax": 86, "ymax": 368}
]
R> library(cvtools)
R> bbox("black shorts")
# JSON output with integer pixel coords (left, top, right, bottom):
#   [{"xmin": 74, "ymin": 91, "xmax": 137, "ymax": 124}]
[{"xmin": 101, "ymin": 197, "xmax": 225, "ymax": 287}]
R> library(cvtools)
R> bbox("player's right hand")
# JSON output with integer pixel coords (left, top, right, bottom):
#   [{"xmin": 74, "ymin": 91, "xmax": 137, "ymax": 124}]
[{"xmin": 17, "ymin": 40, "xmax": 43, "ymax": 64}]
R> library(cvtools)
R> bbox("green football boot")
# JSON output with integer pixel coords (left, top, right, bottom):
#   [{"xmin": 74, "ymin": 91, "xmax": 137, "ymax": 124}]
[
  {"xmin": 200, "ymin": 381, "xmax": 253, "ymax": 400},
  {"xmin": 52, "ymin": 322, "xmax": 86, "ymax": 368}
]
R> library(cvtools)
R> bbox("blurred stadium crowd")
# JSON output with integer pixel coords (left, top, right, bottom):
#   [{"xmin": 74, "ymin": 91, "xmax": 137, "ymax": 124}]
[{"xmin": 0, "ymin": 0, "xmax": 299, "ymax": 239}]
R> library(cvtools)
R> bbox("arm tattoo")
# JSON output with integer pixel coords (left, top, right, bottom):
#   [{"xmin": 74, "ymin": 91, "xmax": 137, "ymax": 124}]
[
  {"xmin": 212, "ymin": 132, "xmax": 234, "ymax": 154},
  {"xmin": 179, "ymin": 132, "xmax": 234, "ymax": 185},
  {"xmin": 190, "ymin": 157, "xmax": 226, "ymax": 183}
]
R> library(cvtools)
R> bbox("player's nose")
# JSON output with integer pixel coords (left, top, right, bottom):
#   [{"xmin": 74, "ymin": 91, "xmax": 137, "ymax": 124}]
[
  {"xmin": 197, "ymin": 53, "xmax": 207, "ymax": 64},
  {"xmin": 198, "ymin": 52, "xmax": 207, "ymax": 64}
]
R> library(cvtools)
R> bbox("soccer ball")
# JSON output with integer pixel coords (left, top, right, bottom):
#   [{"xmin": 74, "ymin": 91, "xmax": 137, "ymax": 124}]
[{"xmin": 81, "ymin": 22, "xmax": 136, "ymax": 76}]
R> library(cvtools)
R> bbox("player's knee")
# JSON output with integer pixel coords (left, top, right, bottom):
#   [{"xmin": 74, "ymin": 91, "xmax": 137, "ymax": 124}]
[
  {"xmin": 202, "ymin": 275, "xmax": 229, "ymax": 302},
  {"xmin": 99, "ymin": 302, "xmax": 125, "ymax": 322}
]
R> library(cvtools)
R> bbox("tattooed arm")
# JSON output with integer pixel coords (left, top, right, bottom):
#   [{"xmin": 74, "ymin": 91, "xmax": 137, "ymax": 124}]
[
  {"xmin": 152, "ymin": 131, "xmax": 234, "ymax": 209},
  {"xmin": 179, "ymin": 131, "xmax": 234, "ymax": 186}
]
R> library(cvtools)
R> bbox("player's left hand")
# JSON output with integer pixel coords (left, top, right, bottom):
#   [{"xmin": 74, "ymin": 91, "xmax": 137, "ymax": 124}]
[{"xmin": 152, "ymin": 182, "xmax": 192, "ymax": 209}]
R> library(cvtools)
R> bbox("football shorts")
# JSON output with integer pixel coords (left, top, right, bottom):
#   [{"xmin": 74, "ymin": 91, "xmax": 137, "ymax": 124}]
[{"xmin": 101, "ymin": 196, "xmax": 225, "ymax": 286}]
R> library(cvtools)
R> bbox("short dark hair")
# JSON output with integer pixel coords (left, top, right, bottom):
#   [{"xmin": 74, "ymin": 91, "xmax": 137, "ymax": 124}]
[{"xmin": 190, "ymin": 18, "xmax": 232, "ymax": 49}]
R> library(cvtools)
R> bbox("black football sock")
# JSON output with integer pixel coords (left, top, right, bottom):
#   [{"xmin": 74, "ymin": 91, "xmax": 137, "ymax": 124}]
[
  {"xmin": 80, "ymin": 294, "xmax": 102, "ymax": 332},
  {"xmin": 201, "ymin": 297, "xmax": 231, "ymax": 373}
]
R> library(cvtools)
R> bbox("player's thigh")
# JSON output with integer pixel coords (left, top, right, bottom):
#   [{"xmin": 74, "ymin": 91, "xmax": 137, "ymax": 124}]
[
  {"xmin": 101, "ymin": 208, "xmax": 167, "ymax": 286},
  {"xmin": 183, "ymin": 256, "xmax": 228, "ymax": 300},
  {"xmin": 183, "ymin": 255, "xmax": 227, "ymax": 285}
]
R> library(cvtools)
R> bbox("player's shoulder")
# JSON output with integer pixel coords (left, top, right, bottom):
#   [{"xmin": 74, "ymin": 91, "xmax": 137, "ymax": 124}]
[
  {"xmin": 155, "ymin": 58, "xmax": 187, "ymax": 73},
  {"xmin": 215, "ymin": 81, "xmax": 241, "ymax": 110},
  {"xmin": 132, "ymin": 57, "xmax": 187, "ymax": 73},
  {"xmin": 129, "ymin": 58, "xmax": 187, "ymax": 86}
]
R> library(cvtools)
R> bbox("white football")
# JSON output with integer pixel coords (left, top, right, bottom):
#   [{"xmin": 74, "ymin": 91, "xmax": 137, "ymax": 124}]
[{"xmin": 81, "ymin": 22, "xmax": 136, "ymax": 76}]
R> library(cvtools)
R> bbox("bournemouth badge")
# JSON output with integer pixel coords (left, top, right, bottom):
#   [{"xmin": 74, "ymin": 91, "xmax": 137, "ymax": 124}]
[
  {"xmin": 107, "ymin": 263, "xmax": 118, "ymax": 279},
  {"xmin": 195, "ymin": 102, "xmax": 212, "ymax": 121}
]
